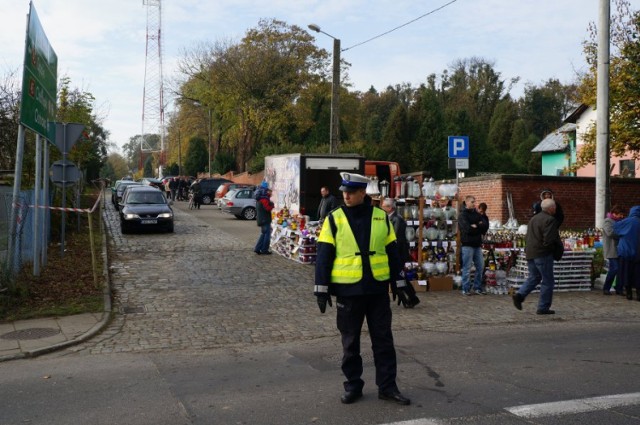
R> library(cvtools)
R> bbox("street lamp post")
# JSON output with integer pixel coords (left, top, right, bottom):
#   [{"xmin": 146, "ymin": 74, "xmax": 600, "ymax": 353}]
[
  {"xmin": 207, "ymin": 108, "xmax": 212, "ymax": 176},
  {"xmin": 192, "ymin": 100, "xmax": 212, "ymax": 176},
  {"xmin": 308, "ymin": 24, "xmax": 340, "ymax": 154}
]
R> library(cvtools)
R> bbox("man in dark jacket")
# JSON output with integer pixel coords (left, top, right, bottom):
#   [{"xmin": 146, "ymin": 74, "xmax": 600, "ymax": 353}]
[
  {"xmin": 317, "ymin": 186, "xmax": 340, "ymax": 221},
  {"xmin": 314, "ymin": 172, "xmax": 415, "ymax": 406},
  {"xmin": 254, "ymin": 184, "xmax": 274, "ymax": 255},
  {"xmin": 458, "ymin": 195, "xmax": 489, "ymax": 295},
  {"xmin": 512, "ymin": 198, "xmax": 562, "ymax": 314}
]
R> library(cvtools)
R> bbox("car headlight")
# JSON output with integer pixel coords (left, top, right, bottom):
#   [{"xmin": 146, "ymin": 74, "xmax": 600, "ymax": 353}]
[
  {"xmin": 158, "ymin": 213, "xmax": 173, "ymax": 218},
  {"xmin": 123, "ymin": 213, "xmax": 139, "ymax": 220}
]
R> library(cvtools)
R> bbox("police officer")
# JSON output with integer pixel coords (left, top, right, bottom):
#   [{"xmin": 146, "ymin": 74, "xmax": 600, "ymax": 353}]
[{"xmin": 314, "ymin": 172, "xmax": 414, "ymax": 405}]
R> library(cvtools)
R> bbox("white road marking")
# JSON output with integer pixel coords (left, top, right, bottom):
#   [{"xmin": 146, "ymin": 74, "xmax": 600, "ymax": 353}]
[
  {"xmin": 379, "ymin": 420, "xmax": 444, "ymax": 425},
  {"xmin": 506, "ymin": 392, "xmax": 640, "ymax": 418}
]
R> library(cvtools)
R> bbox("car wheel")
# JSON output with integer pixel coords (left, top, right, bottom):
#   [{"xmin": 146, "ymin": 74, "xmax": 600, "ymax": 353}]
[
  {"xmin": 242, "ymin": 207, "xmax": 257, "ymax": 220},
  {"xmin": 202, "ymin": 195, "xmax": 212, "ymax": 205},
  {"xmin": 120, "ymin": 221, "xmax": 128, "ymax": 234},
  {"xmin": 167, "ymin": 223, "xmax": 174, "ymax": 233}
]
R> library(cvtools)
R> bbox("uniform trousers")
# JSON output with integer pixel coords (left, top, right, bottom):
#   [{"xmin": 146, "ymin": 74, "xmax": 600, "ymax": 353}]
[{"xmin": 336, "ymin": 293, "xmax": 398, "ymax": 394}]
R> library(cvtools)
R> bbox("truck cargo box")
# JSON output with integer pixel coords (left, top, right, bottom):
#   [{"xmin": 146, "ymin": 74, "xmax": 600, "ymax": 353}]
[{"xmin": 264, "ymin": 153, "xmax": 365, "ymax": 219}]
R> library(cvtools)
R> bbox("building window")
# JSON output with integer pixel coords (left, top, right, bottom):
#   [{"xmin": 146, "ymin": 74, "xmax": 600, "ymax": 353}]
[{"xmin": 620, "ymin": 159, "xmax": 636, "ymax": 178}]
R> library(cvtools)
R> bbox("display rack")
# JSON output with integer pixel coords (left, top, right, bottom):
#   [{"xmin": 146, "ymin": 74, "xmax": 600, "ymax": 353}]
[
  {"xmin": 506, "ymin": 249, "xmax": 594, "ymax": 292},
  {"xmin": 271, "ymin": 225, "xmax": 317, "ymax": 264}
]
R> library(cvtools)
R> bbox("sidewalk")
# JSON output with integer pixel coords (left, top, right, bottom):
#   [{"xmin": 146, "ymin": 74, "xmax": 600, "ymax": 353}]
[
  {"xmin": 0, "ymin": 199, "xmax": 113, "ymax": 363},
  {"xmin": 0, "ymin": 312, "xmax": 109, "ymax": 361}
]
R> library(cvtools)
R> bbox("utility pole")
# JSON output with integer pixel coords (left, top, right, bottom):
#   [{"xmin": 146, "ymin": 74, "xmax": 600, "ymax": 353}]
[
  {"xmin": 308, "ymin": 24, "xmax": 341, "ymax": 154},
  {"xmin": 595, "ymin": 0, "xmax": 610, "ymax": 228}
]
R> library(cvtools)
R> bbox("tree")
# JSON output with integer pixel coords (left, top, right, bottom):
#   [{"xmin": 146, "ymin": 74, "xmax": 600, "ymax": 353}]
[
  {"xmin": 184, "ymin": 137, "xmax": 208, "ymax": 176},
  {"xmin": 0, "ymin": 67, "xmax": 21, "ymax": 170},
  {"xmin": 101, "ymin": 153, "xmax": 128, "ymax": 181},
  {"xmin": 176, "ymin": 19, "xmax": 328, "ymax": 171},
  {"xmin": 577, "ymin": 0, "xmax": 640, "ymax": 166},
  {"xmin": 409, "ymin": 84, "xmax": 447, "ymax": 178},
  {"xmin": 57, "ymin": 77, "xmax": 109, "ymax": 180},
  {"xmin": 487, "ymin": 96, "xmax": 518, "ymax": 152}
]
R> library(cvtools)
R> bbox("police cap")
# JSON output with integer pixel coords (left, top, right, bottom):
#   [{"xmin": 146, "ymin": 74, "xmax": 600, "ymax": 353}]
[{"xmin": 339, "ymin": 172, "xmax": 370, "ymax": 192}]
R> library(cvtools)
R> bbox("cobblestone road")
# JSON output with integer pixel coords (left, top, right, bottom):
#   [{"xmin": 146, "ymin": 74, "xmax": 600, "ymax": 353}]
[{"xmin": 74, "ymin": 200, "xmax": 640, "ymax": 355}]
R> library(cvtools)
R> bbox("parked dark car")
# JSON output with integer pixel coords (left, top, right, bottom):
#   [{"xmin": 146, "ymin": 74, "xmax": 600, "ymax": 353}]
[
  {"xmin": 220, "ymin": 188, "xmax": 257, "ymax": 220},
  {"xmin": 119, "ymin": 186, "xmax": 174, "ymax": 233},
  {"xmin": 113, "ymin": 181, "xmax": 142, "ymax": 209},
  {"xmin": 195, "ymin": 177, "xmax": 232, "ymax": 205}
]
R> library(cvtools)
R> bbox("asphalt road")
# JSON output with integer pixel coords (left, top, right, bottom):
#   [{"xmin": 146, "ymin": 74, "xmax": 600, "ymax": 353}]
[{"xmin": 0, "ymin": 199, "xmax": 639, "ymax": 425}]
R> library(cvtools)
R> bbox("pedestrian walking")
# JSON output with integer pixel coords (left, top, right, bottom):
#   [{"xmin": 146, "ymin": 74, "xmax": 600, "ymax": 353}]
[
  {"xmin": 191, "ymin": 179, "xmax": 202, "ymax": 209},
  {"xmin": 512, "ymin": 198, "xmax": 563, "ymax": 314},
  {"xmin": 602, "ymin": 205, "xmax": 624, "ymax": 295},
  {"xmin": 458, "ymin": 195, "xmax": 489, "ymax": 295},
  {"xmin": 314, "ymin": 172, "xmax": 414, "ymax": 406},
  {"xmin": 613, "ymin": 205, "xmax": 640, "ymax": 301},
  {"xmin": 169, "ymin": 177, "xmax": 178, "ymax": 201},
  {"xmin": 254, "ymin": 182, "xmax": 274, "ymax": 255}
]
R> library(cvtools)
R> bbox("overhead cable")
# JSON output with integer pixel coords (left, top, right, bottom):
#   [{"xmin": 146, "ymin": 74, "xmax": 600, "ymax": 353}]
[{"xmin": 342, "ymin": 0, "xmax": 459, "ymax": 52}]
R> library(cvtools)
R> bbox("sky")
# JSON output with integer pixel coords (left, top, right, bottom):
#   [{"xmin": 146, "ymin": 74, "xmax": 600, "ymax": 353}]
[{"xmin": 2, "ymin": 0, "xmax": 639, "ymax": 153}]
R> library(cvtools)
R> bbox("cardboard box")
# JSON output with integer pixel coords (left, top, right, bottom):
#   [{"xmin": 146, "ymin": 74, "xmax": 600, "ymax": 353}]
[
  {"xmin": 428, "ymin": 276, "xmax": 454, "ymax": 291},
  {"xmin": 410, "ymin": 280, "xmax": 428, "ymax": 293}
]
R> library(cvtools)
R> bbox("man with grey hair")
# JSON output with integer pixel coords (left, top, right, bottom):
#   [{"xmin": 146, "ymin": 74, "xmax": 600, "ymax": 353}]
[
  {"xmin": 513, "ymin": 198, "xmax": 563, "ymax": 315},
  {"xmin": 381, "ymin": 198, "xmax": 410, "ymax": 263}
]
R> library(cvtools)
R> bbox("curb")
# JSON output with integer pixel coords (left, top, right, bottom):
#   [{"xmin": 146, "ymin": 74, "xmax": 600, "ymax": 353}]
[{"xmin": 0, "ymin": 192, "xmax": 113, "ymax": 362}]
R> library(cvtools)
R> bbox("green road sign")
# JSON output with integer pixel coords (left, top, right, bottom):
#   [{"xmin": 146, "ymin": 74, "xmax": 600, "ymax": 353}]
[{"xmin": 19, "ymin": 2, "xmax": 57, "ymax": 138}]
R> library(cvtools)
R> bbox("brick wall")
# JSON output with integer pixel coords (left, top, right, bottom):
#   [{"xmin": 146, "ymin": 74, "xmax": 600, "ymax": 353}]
[{"xmin": 455, "ymin": 174, "xmax": 640, "ymax": 229}]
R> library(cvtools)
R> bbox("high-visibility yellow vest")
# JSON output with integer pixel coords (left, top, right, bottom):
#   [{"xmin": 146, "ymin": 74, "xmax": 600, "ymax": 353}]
[{"xmin": 318, "ymin": 207, "xmax": 395, "ymax": 283}]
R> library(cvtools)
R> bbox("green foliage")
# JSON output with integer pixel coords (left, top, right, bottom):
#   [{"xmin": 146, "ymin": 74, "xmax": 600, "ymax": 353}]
[
  {"xmin": 184, "ymin": 137, "xmax": 208, "ymax": 176},
  {"xmin": 101, "ymin": 153, "xmax": 129, "ymax": 181},
  {"xmin": 211, "ymin": 151, "xmax": 235, "ymax": 175},
  {"xmin": 144, "ymin": 157, "xmax": 154, "ymax": 177}
]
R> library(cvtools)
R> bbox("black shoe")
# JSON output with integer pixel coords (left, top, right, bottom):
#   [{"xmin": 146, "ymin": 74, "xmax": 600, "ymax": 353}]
[
  {"xmin": 536, "ymin": 309, "xmax": 555, "ymax": 315},
  {"xmin": 254, "ymin": 251, "xmax": 261, "ymax": 255},
  {"xmin": 378, "ymin": 390, "xmax": 410, "ymax": 405},
  {"xmin": 261, "ymin": 251, "xmax": 272, "ymax": 255},
  {"xmin": 512, "ymin": 293, "xmax": 523, "ymax": 310},
  {"xmin": 615, "ymin": 292, "xmax": 625, "ymax": 296},
  {"xmin": 340, "ymin": 391, "xmax": 363, "ymax": 404},
  {"xmin": 603, "ymin": 291, "xmax": 612, "ymax": 295}
]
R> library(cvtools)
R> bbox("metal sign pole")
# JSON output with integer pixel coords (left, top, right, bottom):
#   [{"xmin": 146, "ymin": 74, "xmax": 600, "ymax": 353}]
[
  {"xmin": 33, "ymin": 133, "xmax": 42, "ymax": 275},
  {"xmin": 42, "ymin": 140, "xmax": 49, "ymax": 268},
  {"xmin": 8, "ymin": 125, "xmax": 26, "ymax": 273},
  {"xmin": 60, "ymin": 123, "xmax": 66, "ymax": 257}
]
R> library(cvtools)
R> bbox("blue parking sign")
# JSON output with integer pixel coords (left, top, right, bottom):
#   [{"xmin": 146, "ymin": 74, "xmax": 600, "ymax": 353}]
[{"xmin": 448, "ymin": 136, "xmax": 469, "ymax": 158}]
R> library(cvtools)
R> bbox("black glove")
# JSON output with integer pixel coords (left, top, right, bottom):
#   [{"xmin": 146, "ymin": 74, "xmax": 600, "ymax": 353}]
[
  {"xmin": 316, "ymin": 293, "xmax": 333, "ymax": 313},
  {"xmin": 392, "ymin": 280, "xmax": 410, "ymax": 307}
]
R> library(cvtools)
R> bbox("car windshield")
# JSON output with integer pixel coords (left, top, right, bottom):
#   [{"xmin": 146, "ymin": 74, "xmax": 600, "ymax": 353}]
[{"xmin": 126, "ymin": 192, "xmax": 166, "ymax": 204}]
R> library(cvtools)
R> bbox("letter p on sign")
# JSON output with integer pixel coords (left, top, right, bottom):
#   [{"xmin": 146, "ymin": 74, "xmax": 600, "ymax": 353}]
[{"xmin": 448, "ymin": 136, "xmax": 469, "ymax": 159}]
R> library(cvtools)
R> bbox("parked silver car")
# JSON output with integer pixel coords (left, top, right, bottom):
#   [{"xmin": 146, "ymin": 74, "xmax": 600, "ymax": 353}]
[{"xmin": 220, "ymin": 188, "xmax": 257, "ymax": 220}]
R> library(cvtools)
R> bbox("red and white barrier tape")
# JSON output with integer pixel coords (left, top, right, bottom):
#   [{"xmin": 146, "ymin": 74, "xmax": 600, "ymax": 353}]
[{"xmin": 13, "ymin": 190, "xmax": 104, "ymax": 214}]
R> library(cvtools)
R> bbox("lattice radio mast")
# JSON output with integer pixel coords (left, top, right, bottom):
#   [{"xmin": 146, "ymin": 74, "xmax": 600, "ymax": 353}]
[{"xmin": 141, "ymin": 0, "xmax": 165, "ymax": 176}]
